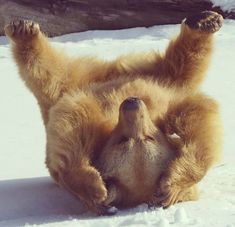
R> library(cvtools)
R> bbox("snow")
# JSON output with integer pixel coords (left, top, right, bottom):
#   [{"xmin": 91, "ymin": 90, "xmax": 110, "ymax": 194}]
[
  {"xmin": 174, "ymin": 208, "xmax": 188, "ymax": 223},
  {"xmin": 211, "ymin": 0, "xmax": 235, "ymax": 13},
  {"xmin": 1, "ymin": 20, "xmax": 235, "ymax": 227}
]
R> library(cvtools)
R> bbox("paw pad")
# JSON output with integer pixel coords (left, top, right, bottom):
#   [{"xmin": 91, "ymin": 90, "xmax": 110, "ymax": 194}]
[
  {"xmin": 4, "ymin": 20, "xmax": 40, "ymax": 38},
  {"xmin": 185, "ymin": 11, "xmax": 223, "ymax": 33}
]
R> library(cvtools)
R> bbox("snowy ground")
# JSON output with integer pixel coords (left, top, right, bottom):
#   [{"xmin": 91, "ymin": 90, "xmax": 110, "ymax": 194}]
[
  {"xmin": 0, "ymin": 20, "xmax": 235, "ymax": 227},
  {"xmin": 211, "ymin": 0, "xmax": 235, "ymax": 13}
]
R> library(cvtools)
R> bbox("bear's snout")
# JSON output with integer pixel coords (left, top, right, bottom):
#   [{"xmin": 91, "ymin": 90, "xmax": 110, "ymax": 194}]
[{"xmin": 121, "ymin": 97, "xmax": 142, "ymax": 111}]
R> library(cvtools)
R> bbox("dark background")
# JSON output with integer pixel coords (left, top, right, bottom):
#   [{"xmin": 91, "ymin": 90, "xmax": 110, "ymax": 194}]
[{"xmin": 0, "ymin": 0, "xmax": 234, "ymax": 37}]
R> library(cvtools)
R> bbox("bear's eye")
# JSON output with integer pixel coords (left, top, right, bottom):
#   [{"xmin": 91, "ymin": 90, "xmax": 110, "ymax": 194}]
[
  {"xmin": 117, "ymin": 136, "xmax": 129, "ymax": 144},
  {"xmin": 145, "ymin": 135, "xmax": 155, "ymax": 142}
]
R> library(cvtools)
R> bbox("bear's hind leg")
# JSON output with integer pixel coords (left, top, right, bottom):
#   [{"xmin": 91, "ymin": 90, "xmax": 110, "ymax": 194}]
[
  {"xmin": 111, "ymin": 11, "xmax": 223, "ymax": 94},
  {"xmin": 155, "ymin": 11, "xmax": 223, "ymax": 93},
  {"xmin": 5, "ymin": 20, "xmax": 70, "ymax": 123}
]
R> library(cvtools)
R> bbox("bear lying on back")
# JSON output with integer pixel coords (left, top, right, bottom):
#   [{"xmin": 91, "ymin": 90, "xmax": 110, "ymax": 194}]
[
  {"xmin": 5, "ymin": 11, "xmax": 223, "ymax": 214},
  {"xmin": 96, "ymin": 95, "xmax": 197, "ymax": 208},
  {"xmin": 96, "ymin": 96, "xmax": 177, "ymax": 207}
]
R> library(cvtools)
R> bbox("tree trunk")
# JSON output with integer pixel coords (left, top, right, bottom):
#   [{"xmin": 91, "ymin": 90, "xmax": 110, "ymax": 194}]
[{"xmin": 0, "ymin": 0, "xmax": 232, "ymax": 37}]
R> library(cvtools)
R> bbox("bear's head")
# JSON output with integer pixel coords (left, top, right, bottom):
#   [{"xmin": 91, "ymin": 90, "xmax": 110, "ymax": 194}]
[
  {"xmin": 97, "ymin": 97, "xmax": 175, "ymax": 207},
  {"xmin": 104, "ymin": 96, "xmax": 171, "ymax": 152}
]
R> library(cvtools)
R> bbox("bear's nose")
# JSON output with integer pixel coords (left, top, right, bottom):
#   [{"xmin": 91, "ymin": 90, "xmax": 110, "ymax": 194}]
[{"xmin": 122, "ymin": 97, "xmax": 141, "ymax": 110}]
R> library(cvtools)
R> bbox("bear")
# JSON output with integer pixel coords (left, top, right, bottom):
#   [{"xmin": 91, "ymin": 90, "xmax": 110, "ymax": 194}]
[
  {"xmin": 95, "ymin": 95, "xmax": 177, "ymax": 208},
  {"xmin": 4, "ymin": 11, "xmax": 223, "ymax": 215},
  {"xmin": 96, "ymin": 96, "xmax": 196, "ymax": 208}
]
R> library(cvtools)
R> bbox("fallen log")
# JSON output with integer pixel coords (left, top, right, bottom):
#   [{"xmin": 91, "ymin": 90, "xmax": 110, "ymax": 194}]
[{"xmin": 0, "ymin": 0, "xmax": 233, "ymax": 37}]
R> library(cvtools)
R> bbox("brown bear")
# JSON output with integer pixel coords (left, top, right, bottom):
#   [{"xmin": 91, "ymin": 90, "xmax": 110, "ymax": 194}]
[
  {"xmin": 96, "ymin": 96, "xmax": 196, "ymax": 209},
  {"xmin": 4, "ymin": 11, "xmax": 223, "ymax": 215}
]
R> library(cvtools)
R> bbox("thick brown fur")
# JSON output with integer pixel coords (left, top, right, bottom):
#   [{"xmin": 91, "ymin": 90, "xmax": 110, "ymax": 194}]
[{"xmin": 5, "ymin": 11, "xmax": 223, "ymax": 214}]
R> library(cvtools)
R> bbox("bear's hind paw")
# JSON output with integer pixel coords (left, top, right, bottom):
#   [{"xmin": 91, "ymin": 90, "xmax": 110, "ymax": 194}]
[
  {"xmin": 185, "ymin": 11, "xmax": 223, "ymax": 33},
  {"xmin": 4, "ymin": 20, "xmax": 40, "ymax": 40}
]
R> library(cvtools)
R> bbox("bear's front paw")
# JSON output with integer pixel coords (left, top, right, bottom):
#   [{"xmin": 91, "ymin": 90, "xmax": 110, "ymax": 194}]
[
  {"xmin": 82, "ymin": 178, "xmax": 108, "ymax": 206},
  {"xmin": 95, "ymin": 204, "xmax": 118, "ymax": 216},
  {"xmin": 151, "ymin": 176, "xmax": 182, "ymax": 208},
  {"xmin": 185, "ymin": 11, "xmax": 223, "ymax": 33},
  {"xmin": 85, "ymin": 184, "xmax": 118, "ymax": 216},
  {"xmin": 4, "ymin": 20, "xmax": 40, "ymax": 40}
]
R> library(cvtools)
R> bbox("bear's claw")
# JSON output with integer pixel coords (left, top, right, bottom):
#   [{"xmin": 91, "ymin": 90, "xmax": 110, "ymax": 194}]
[
  {"xmin": 96, "ymin": 204, "xmax": 118, "ymax": 216},
  {"xmin": 185, "ymin": 11, "xmax": 223, "ymax": 33},
  {"xmin": 4, "ymin": 20, "xmax": 40, "ymax": 39}
]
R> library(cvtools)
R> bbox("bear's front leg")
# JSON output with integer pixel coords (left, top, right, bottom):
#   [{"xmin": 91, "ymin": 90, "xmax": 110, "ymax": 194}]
[
  {"xmin": 56, "ymin": 160, "xmax": 117, "ymax": 215},
  {"xmin": 46, "ymin": 92, "xmax": 117, "ymax": 215},
  {"xmin": 150, "ymin": 178, "xmax": 198, "ymax": 208},
  {"xmin": 62, "ymin": 164, "xmax": 109, "ymax": 214},
  {"xmin": 154, "ymin": 94, "xmax": 222, "ymax": 208}
]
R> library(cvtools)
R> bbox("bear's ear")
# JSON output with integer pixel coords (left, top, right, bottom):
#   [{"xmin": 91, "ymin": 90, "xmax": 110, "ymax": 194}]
[{"xmin": 117, "ymin": 136, "xmax": 129, "ymax": 144}]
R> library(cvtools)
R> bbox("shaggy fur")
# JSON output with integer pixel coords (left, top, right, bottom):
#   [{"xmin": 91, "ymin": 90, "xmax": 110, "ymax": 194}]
[{"xmin": 5, "ymin": 11, "xmax": 223, "ymax": 214}]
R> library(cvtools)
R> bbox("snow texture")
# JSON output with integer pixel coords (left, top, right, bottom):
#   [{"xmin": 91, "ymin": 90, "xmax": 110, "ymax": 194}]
[
  {"xmin": 0, "ymin": 20, "xmax": 235, "ymax": 227},
  {"xmin": 211, "ymin": 0, "xmax": 235, "ymax": 12}
]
